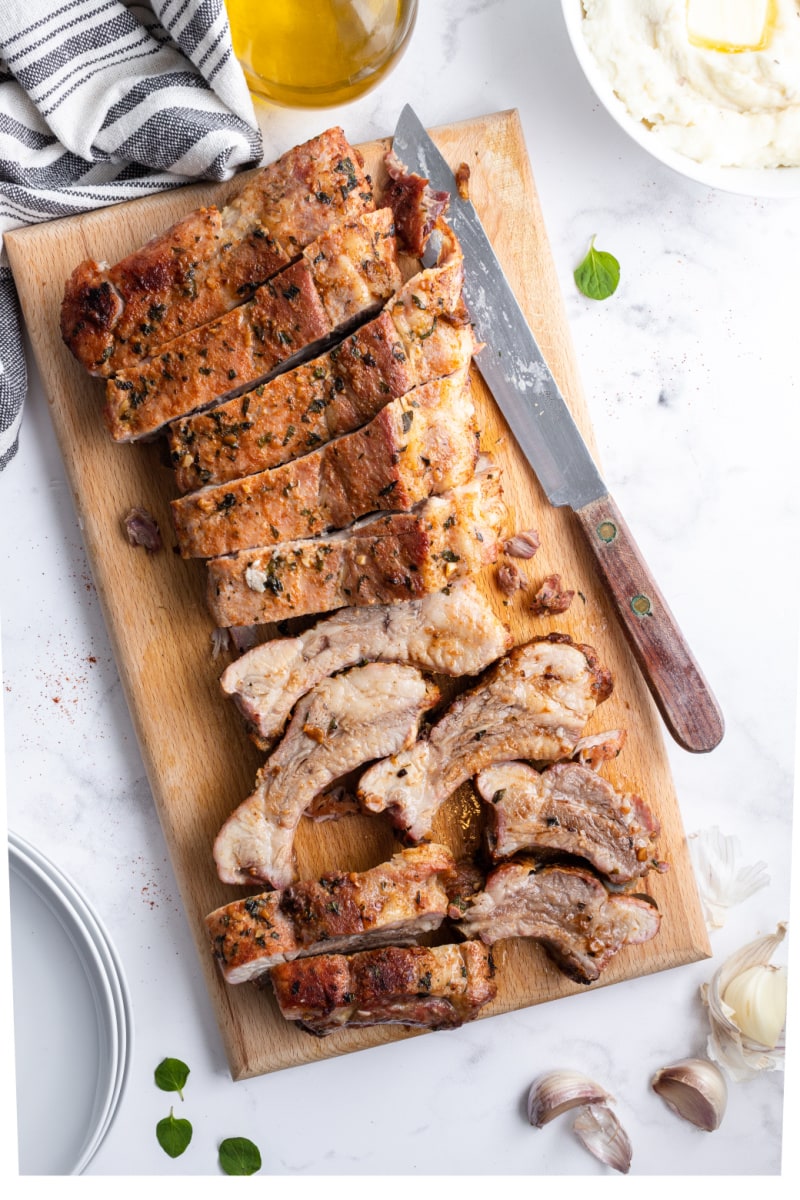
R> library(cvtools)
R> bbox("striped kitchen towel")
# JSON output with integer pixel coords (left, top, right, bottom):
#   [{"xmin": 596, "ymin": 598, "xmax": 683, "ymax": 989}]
[{"xmin": 0, "ymin": 0, "xmax": 263, "ymax": 470}]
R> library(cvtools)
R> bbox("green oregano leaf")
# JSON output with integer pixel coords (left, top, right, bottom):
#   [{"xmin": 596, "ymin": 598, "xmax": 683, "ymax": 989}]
[
  {"xmin": 154, "ymin": 1057, "xmax": 190, "ymax": 1100},
  {"xmin": 156, "ymin": 1108, "xmax": 193, "ymax": 1158},
  {"xmin": 219, "ymin": 1136, "xmax": 263, "ymax": 1175},
  {"xmin": 574, "ymin": 236, "xmax": 620, "ymax": 301}
]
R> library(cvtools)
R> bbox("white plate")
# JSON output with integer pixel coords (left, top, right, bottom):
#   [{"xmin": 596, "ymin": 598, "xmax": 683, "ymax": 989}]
[
  {"xmin": 9, "ymin": 832, "xmax": 132, "ymax": 1175},
  {"xmin": 560, "ymin": 0, "xmax": 800, "ymax": 198}
]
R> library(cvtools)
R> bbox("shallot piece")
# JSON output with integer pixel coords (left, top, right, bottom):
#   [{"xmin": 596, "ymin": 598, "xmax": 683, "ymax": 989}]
[
  {"xmin": 688, "ymin": 826, "xmax": 769, "ymax": 930},
  {"xmin": 229, "ymin": 624, "xmax": 261, "ymax": 655},
  {"xmin": 504, "ymin": 529, "xmax": 540, "ymax": 559},
  {"xmin": 496, "ymin": 562, "xmax": 524, "ymax": 595},
  {"xmin": 531, "ymin": 573, "xmax": 574, "ymax": 616},
  {"xmin": 573, "ymin": 1104, "xmax": 632, "ymax": 1174},
  {"xmin": 123, "ymin": 506, "xmax": 162, "ymax": 553}
]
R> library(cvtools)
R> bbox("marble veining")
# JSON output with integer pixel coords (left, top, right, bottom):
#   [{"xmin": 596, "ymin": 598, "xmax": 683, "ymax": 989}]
[{"xmin": 0, "ymin": 0, "xmax": 795, "ymax": 1179}]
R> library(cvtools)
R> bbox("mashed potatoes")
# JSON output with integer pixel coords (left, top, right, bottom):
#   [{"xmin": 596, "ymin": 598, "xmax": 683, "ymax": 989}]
[{"xmin": 581, "ymin": 0, "xmax": 800, "ymax": 167}]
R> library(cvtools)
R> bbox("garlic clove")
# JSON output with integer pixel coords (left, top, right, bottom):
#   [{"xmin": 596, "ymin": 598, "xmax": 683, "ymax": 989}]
[
  {"xmin": 651, "ymin": 1057, "xmax": 727, "ymax": 1132},
  {"xmin": 527, "ymin": 1070, "xmax": 611, "ymax": 1127},
  {"xmin": 723, "ymin": 964, "xmax": 787, "ymax": 1050},
  {"xmin": 701, "ymin": 922, "xmax": 788, "ymax": 1081},
  {"xmin": 573, "ymin": 1103, "xmax": 632, "ymax": 1174}
]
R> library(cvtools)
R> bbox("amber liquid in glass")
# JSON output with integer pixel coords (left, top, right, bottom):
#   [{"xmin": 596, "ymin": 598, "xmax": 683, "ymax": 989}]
[{"xmin": 226, "ymin": 0, "xmax": 417, "ymax": 107}]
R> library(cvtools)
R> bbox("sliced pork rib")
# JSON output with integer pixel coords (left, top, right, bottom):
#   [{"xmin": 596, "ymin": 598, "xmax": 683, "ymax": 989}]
[
  {"xmin": 267, "ymin": 941, "xmax": 496, "ymax": 1036},
  {"xmin": 104, "ymin": 208, "xmax": 400, "ymax": 441},
  {"xmin": 171, "ymin": 365, "xmax": 478, "ymax": 558},
  {"xmin": 475, "ymin": 761, "xmax": 660, "ymax": 882},
  {"xmin": 358, "ymin": 635, "xmax": 613, "ymax": 842},
  {"xmin": 206, "ymin": 843, "xmax": 456, "ymax": 984},
  {"xmin": 62, "ymin": 128, "xmax": 374, "ymax": 376},
  {"xmin": 221, "ymin": 579, "xmax": 512, "ymax": 748},
  {"xmin": 214, "ymin": 663, "xmax": 440, "ymax": 888},
  {"xmin": 457, "ymin": 860, "xmax": 661, "ymax": 984},
  {"xmin": 168, "ymin": 221, "xmax": 471, "ymax": 493},
  {"xmin": 206, "ymin": 464, "xmax": 506, "ymax": 627}
]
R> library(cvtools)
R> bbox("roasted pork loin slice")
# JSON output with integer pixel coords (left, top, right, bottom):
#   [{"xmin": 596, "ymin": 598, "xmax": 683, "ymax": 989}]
[
  {"xmin": 475, "ymin": 761, "xmax": 660, "ymax": 882},
  {"xmin": 61, "ymin": 128, "xmax": 374, "ymax": 376},
  {"xmin": 214, "ymin": 663, "xmax": 439, "ymax": 888},
  {"xmin": 168, "ymin": 221, "xmax": 471, "ymax": 492},
  {"xmin": 104, "ymin": 208, "xmax": 400, "ymax": 441},
  {"xmin": 206, "ymin": 465, "xmax": 506, "ymax": 627},
  {"xmin": 171, "ymin": 366, "xmax": 478, "ymax": 558},
  {"xmin": 206, "ymin": 843, "xmax": 456, "ymax": 984},
  {"xmin": 358, "ymin": 635, "xmax": 613, "ymax": 843},
  {"xmin": 267, "ymin": 941, "xmax": 496, "ymax": 1036},
  {"xmin": 457, "ymin": 860, "xmax": 661, "ymax": 985},
  {"xmin": 221, "ymin": 579, "xmax": 512, "ymax": 748}
]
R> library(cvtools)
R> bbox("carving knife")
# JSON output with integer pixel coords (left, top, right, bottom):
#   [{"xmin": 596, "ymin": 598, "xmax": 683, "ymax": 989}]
[{"xmin": 393, "ymin": 104, "xmax": 723, "ymax": 752}]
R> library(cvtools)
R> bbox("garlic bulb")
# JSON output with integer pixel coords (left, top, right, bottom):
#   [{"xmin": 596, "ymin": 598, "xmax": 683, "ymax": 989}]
[
  {"xmin": 651, "ymin": 1058, "xmax": 727, "ymax": 1131},
  {"xmin": 527, "ymin": 1070, "xmax": 611, "ymax": 1126},
  {"xmin": 723, "ymin": 964, "xmax": 787, "ymax": 1049},
  {"xmin": 701, "ymin": 922, "xmax": 788, "ymax": 1081},
  {"xmin": 688, "ymin": 827, "xmax": 769, "ymax": 930}
]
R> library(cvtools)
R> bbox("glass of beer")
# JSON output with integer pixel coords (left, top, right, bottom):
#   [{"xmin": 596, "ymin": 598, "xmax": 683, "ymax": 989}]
[{"xmin": 225, "ymin": 1, "xmax": 419, "ymax": 108}]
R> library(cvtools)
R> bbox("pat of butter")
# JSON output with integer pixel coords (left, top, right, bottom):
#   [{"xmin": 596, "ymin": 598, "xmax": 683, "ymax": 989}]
[{"xmin": 687, "ymin": 0, "xmax": 775, "ymax": 52}]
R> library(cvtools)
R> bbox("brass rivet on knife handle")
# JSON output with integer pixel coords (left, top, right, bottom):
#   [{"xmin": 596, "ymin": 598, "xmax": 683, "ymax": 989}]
[{"xmin": 575, "ymin": 494, "xmax": 725, "ymax": 754}]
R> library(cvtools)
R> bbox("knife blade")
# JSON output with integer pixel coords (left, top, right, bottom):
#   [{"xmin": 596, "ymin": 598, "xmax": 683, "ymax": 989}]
[{"xmin": 393, "ymin": 105, "xmax": 724, "ymax": 753}]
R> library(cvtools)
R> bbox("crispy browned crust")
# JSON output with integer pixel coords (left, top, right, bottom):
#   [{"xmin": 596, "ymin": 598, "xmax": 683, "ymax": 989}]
[
  {"xmin": 205, "ymin": 843, "xmax": 456, "ymax": 984},
  {"xmin": 205, "ymin": 469, "xmax": 505, "ymax": 627},
  {"xmin": 168, "ymin": 311, "xmax": 411, "ymax": 490},
  {"xmin": 103, "ymin": 209, "xmax": 400, "ymax": 441},
  {"xmin": 167, "ymin": 223, "xmax": 468, "ymax": 491},
  {"xmin": 61, "ymin": 128, "xmax": 375, "ymax": 376},
  {"xmin": 170, "ymin": 369, "xmax": 477, "ymax": 558},
  {"xmin": 267, "ymin": 941, "xmax": 496, "ymax": 1036}
]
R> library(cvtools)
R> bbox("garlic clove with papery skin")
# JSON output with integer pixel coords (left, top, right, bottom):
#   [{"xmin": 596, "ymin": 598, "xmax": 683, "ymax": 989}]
[
  {"xmin": 651, "ymin": 1057, "xmax": 728, "ymax": 1132},
  {"xmin": 573, "ymin": 1103, "xmax": 632, "ymax": 1174},
  {"xmin": 527, "ymin": 1070, "xmax": 611, "ymax": 1127},
  {"xmin": 701, "ymin": 922, "xmax": 788, "ymax": 1082}
]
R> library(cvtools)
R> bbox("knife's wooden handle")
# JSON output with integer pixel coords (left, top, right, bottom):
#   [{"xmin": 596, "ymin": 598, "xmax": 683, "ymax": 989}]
[{"xmin": 573, "ymin": 494, "xmax": 724, "ymax": 753}]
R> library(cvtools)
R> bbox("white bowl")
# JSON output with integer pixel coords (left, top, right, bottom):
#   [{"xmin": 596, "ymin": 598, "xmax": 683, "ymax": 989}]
[{"xmin": 560, "ymin": 0, "xmax": 800, "ymax": 198}]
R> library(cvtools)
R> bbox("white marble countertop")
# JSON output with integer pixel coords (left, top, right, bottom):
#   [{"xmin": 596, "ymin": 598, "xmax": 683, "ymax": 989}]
[{"xmin": 1, "ymin": 0, "xmax": 796, "ymax": 1180}]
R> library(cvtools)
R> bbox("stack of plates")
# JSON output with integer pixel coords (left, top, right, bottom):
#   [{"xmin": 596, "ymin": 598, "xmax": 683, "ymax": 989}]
[{"xmin": 8, "ymin": 832, "xmax": 132, "ymax": 1175}]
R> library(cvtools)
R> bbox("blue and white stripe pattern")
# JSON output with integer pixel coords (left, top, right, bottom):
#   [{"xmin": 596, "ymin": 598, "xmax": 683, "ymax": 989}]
[{"xmin": 0, "ymin": 0, "xmax": 263, "ymax": 469}]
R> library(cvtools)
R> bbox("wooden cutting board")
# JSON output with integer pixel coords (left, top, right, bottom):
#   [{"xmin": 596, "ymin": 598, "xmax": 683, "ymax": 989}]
[{"xmin": 5, "ymin": 110, "xmax": 710, "ymax": 1080}]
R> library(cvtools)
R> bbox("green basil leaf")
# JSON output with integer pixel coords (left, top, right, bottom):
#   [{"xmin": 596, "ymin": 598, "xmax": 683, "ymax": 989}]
[
  {"xmin": 154, "ymin": 1057, "xmax": 190, "ymax": 1100},
  {"xmin": 574, "ymin": 237, "xmax": 620, "ymax": 301},
  {"xmin": 219, "ymin": 1136, "xmax": 262, "ymax": 1176},
  {"xmin": 156, "ymin": 1109, "xmax": 193, "ymax": 1159}
]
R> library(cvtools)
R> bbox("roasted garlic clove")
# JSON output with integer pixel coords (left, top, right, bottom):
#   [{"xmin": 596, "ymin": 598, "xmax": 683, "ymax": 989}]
[
  {"xmin": 573, "ymin": 1103, "xmax": 632, "ymax": 1174},
  {"xmin": 651, "ymin": 1057, "xmax": 728, "ymax": 1131},
  {"xmin": 527, "ymin": 1070, "xmax": 611, "ymax": 1127}
]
